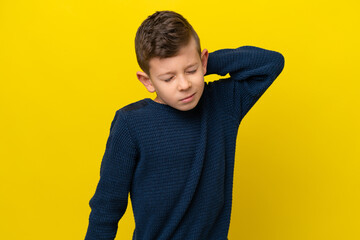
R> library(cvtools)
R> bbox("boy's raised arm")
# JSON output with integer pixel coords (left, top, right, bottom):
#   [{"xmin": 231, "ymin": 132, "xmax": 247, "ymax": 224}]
[
  {"xmin": 85, "ymin": 111, "xmax": 137, "ymax": 240},
  {"xmin": 205, "ymin": 46, "xmax": 285, "ymax": 122}
]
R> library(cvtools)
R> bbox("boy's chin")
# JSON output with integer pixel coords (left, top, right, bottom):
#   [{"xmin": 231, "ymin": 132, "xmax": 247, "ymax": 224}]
[
  {"xmin": 173, "ymin": 101, "xmax": 200, "ymax": 111},
  {"xmin": 176, "ymin": 106, "xmax": 196, "ymax": 111}
]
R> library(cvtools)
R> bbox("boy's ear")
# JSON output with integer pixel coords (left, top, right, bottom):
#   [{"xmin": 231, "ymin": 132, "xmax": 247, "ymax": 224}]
[
  {"xmin": 201, "ymin": 49, "xmax": 209, "ymax": 75},
  {"xmin": 136, "ymin": 71, "xmax": 156, "ymax": 93}
]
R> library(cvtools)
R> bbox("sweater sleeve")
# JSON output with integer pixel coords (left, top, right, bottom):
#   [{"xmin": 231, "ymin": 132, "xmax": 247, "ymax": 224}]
[
  {"xmin": 85, "ymin": 110, "xmax": 138, "ymax": 240},
  {"xmin": 205, "ymin": 46, "xmax": 285, "ymax": 124}
]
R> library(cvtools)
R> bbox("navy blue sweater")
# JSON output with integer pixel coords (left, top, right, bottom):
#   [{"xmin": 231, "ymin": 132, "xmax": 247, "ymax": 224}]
[{"xmin": 85, "ymin": 46, "xmax": 285, "ymax": 240}]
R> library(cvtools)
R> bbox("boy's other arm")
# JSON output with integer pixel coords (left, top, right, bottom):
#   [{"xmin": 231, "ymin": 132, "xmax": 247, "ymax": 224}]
[
  {"xmin": 205, "ymin": 46, "xmax": 285, "ymax": 122},
  {"xmin": 85, "ymin": 111, "xmax": 137, "ymax": 240}
]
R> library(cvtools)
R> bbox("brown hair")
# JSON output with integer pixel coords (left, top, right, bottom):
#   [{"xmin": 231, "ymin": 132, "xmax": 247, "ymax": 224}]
[{"xmin": 135, "ymin": 11, "xmax": 201, "ymax": 75}]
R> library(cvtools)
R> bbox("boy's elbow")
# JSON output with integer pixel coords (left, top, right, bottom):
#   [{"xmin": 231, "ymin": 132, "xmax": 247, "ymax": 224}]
[
  {"xmin": 279, "ymin": 53, "xmax": 285, "ymax": 71},
  {"xmin": 278, "ymin": 52, "xmax": 285, "ymax": 67},
  {"xmin": 273, "ymin": 51, "xmax": 285, "ymax": 76}
]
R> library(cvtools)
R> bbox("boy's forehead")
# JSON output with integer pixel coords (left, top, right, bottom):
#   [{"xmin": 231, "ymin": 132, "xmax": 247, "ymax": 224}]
[{"xmin": 149, "ymin": 39, "xmax": 200, "ymax": 75}]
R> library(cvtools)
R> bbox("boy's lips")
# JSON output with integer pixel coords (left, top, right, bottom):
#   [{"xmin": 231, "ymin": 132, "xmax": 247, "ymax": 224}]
[{"xmin": 180, "ymin": 93, "xmax": 196, "ymax": 102}]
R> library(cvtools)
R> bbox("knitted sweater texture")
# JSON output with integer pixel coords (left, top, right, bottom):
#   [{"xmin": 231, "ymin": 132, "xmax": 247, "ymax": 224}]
[{"xmin": 85, "ymin": 46, "xmax": 285, "ymax": 240}]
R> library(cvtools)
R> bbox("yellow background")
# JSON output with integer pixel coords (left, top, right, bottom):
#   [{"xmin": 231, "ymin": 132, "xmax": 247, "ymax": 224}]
[{"xmin": 1, "ymin": 0, "xmax": 359, "ymax": 239}]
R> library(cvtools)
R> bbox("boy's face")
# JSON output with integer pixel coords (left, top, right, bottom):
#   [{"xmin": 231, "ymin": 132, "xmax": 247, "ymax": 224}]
[{"xmin": 137, "ymin": 37, "xmax": 209, "ymax": 111}]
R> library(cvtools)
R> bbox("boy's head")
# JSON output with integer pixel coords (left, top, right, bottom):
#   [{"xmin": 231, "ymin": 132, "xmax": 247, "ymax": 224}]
[{"xmin": 135, "ymin": 11, "xmax": 209, "ymax": 111}]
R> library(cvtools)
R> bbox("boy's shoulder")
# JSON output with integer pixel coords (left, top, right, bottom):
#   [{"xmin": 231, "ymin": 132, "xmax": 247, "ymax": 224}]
[
  {"xmin": 120, "ymin": 99, "xmax": 149, "ymax": 113},
  {"xmin": 109, "ymin": 99, "xmax": 150, "ymax": 134}
]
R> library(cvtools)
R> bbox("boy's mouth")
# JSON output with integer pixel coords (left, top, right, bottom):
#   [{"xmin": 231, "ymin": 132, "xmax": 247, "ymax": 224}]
[{"xmin": 180, "ymin": 93, "xmax": 195, "ymax": 102}]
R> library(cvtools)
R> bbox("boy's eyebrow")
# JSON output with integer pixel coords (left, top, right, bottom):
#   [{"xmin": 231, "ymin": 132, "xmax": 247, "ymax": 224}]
[{"xmin": 157, "ymin": 63, "xmax": 199, "ymax": 77}]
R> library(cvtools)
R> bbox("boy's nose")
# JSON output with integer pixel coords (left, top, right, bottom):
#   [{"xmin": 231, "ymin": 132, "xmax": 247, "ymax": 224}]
[{"xmin": 177, "ymin": 76, "xmax": 192, "ymax": 91}]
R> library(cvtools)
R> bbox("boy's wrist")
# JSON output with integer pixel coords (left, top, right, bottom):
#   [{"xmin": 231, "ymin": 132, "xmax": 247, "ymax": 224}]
[{"xmin": 204, "ymin": 51, "xmax": 222, "ymax": 76}]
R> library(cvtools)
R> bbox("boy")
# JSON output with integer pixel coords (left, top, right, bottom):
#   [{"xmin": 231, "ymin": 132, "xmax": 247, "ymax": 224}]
[{"xmin": 85, "ymin": 10, "xmax": 284, "ymax": 240}]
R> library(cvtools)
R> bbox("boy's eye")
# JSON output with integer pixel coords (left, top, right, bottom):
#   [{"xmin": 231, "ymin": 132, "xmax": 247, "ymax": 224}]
[
  {"xmin": 187, "ymin": 69, "xmax": 197, "ymax": 74},
  {"xmin": 164, "ymin": 76, "xmax": 174, "ymax": 82}
]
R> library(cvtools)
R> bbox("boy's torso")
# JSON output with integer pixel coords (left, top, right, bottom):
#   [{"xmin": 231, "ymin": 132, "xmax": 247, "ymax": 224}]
[{"xmin": 119, "ymin": 80, "xmax": 240, "ymax": 240}]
